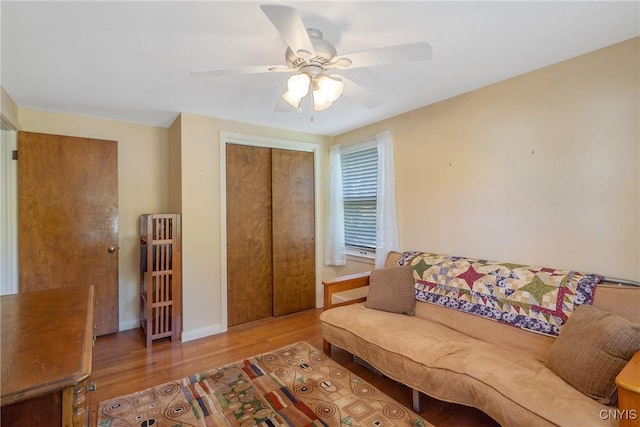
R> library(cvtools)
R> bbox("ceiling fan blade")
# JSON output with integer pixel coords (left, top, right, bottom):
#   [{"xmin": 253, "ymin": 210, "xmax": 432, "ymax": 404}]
[
  {"xmin": 191, "ymin": 65, "xmax": 292, "ymax": 78},
  {"xmin": 260, "ymin": 4, "xmax": 315, "ymax": 58},
  {"xmin": 337, "ymin": 75, "xmax": 383, "ymax": 109},
  {"xmin": 333, "ymin": 41, "xmax": 433, "ymax": 70}
]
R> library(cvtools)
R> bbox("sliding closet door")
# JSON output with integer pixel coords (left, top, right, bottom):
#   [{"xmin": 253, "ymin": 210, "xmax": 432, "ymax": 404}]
[
  {"xmin": 226, "ymin": 144, "xmax": 315, "ymax": 325},
  {"xmin": 226, "ymin": 144, "xmax": 273, "ymax": 326},
  {"xmin": 272, "ymin": 149, "xmax": 315, "ymax": 316}
]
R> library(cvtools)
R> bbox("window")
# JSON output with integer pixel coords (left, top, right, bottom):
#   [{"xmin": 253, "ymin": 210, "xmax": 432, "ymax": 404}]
[
  {"xmin": 325, "ymin": 130, "xmax": 397, "ymax": 268},
  {"xmin": 341, "ymin": 140, "xmax": 378, "ymax": 255}
]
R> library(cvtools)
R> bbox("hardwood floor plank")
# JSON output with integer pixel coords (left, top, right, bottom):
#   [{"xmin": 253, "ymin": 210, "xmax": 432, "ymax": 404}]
[{"xmin": 91, "ymin": 308, "xmax": 499, "ymax": 426}]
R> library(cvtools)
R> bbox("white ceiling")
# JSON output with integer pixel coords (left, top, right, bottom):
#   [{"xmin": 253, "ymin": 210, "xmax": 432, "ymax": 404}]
[{"xmin": 1, "ymin": 1, "xmax": 638, "ymax": 136}]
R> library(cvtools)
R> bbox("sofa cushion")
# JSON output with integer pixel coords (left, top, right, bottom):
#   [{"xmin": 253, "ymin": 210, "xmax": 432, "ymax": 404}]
[
  {"xmin": 545, "ymin": 304, "xmax": 640, "ymax": 404},
  {"xmin": 320, "ymin": 303, "xmax": 618, "ymax": 427},
  {"xmin": 365, "ymin": 264, "xmax": 416, "ymax": 315}
]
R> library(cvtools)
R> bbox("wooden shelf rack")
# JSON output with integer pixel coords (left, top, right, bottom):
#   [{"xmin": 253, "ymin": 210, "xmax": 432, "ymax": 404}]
[{"xmin": 139, "ymin": 213, "xmax": 181, "ymax": 347}]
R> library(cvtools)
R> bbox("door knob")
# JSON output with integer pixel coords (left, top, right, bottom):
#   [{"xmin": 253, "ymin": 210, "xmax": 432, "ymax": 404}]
[{"xmin": 107, "ymin": 246, "xmax": 117, "ymax": 253}]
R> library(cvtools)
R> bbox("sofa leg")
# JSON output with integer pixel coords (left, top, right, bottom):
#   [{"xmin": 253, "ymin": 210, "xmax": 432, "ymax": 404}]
[
  {"xmin": 412, "ymin": 389, "xmax": 422, "ymax": 413},
  {"xmin": 323, "ymin": 339, "xmax": 331, "ymax": 355}
]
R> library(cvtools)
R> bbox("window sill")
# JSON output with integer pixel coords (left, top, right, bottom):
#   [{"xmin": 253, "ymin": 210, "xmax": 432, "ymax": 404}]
[{"xmin": 346, "ymin": 249, "xmax": 375, "ymax": 264}]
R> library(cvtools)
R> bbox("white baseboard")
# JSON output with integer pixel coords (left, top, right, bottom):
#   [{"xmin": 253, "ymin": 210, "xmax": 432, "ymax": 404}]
[
  {"xmin": 118, "ymin": 319, "xmax": 223, "ymax": 342},
  {"xmin": 181, "ymin": 324, "xmax": 223, "ymax": 342},
  {"xmin": 119, "ymin": 319, "xmax": 140, "ymax": 331}
]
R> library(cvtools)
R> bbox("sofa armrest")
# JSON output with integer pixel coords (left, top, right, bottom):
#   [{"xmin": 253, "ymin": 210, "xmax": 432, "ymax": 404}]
[
  {"xmin": 616, "ymin": 351, "xmax": 640, "ymax": 427},
  {"xmin": 322, "ymin": 272, "xmax": 371, "ymax": 310},
  {"xmin": 322, "ymin": 271, "xmax": 371, "ymax": 354}
]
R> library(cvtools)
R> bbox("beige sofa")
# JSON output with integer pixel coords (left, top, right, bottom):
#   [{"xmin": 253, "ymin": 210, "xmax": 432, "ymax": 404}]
[{"xmin": 319, "ymin": 251, "xmax": 640, "ymax": 427}]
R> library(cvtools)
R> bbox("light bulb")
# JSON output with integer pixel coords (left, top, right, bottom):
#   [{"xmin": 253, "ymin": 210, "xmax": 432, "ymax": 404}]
[
  {"xmin": 282, "ymin": 90, "xmax": 302, "ymax": 108},
  {"xmin": 312, "ymin": 87, "xmax": 333, "ymax": 111},
  {"xmin": 282, "ymin": 73, "xmax": 311, "ymax": 108},
  {"xmin": 316, "ymin": 75, "xmax": 344, "ymax": 102},
  {"xmin": 287, "ymin": 73, "xmax": 310, "ymax": 98}
]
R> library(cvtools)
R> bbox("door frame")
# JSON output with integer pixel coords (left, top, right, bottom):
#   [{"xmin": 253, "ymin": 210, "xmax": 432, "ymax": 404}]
[
  {"xmin": 0, "ymin": 128, "xmax": 18, "ymax": 296},
  {"xmin": 219, "ymin": 131, "xmax": 322, "ymax": 333}
]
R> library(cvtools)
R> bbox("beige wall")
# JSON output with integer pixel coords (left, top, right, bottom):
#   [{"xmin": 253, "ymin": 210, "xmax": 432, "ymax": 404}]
[
  {"xmin": 170, "ymin": 113, "xmax": 329, "ymax": 340},
  {"xmin": 18, "ymin": 109, "xmax": 171, "ymax": 330},
  {"xmin": 332, "ymin": 37, "xmax": 640, "ymax": 281}
]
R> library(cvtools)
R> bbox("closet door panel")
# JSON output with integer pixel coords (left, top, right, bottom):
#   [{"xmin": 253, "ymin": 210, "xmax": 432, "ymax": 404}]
[
  {"xmin": 226, "ymin": 144, "xmax": 273, "ymax": 326},
  {"xmin": 271, "ymin": 149, "xmax": 315, "ymax": 316}
]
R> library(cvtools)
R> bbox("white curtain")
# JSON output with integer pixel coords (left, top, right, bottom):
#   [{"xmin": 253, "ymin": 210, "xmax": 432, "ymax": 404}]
[
  {"xmin": 324, "ymin": 144, "xmax": 346, "ymax": 266},
  {"xmin": 374, "ymin": 131, "xmax": 400, "ymax": 268}
]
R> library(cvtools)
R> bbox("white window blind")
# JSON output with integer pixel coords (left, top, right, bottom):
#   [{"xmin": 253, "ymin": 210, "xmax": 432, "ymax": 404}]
[{"xmin": 341, "ymin": 146, "xmax": 378, "ymax": 250}]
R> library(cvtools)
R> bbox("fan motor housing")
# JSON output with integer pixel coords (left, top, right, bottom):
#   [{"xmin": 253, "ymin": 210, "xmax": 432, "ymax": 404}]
[{"xmin": 286, "ymin": 28, "xmax": 337, "ymax": 69}]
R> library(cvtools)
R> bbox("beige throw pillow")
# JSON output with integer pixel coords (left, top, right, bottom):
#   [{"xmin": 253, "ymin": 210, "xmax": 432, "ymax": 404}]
[
  {"xmin": 365, "ymin": 264, "xmax": 416, "ymax": 316},
  {"xmin": 545, "ymin": 304, "xmax": 640, "ymax": 404}
]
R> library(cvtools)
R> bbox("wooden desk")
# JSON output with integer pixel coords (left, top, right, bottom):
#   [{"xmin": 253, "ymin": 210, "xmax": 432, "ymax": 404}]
[{"xmin": 1, "ymin": 286, "xmax": 95, "ymax": 427}]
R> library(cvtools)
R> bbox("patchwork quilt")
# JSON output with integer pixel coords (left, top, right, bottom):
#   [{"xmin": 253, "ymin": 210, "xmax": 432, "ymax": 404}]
[{"xmin": 397, "ymin": 252, "xmax": 602, "ymax": 337}]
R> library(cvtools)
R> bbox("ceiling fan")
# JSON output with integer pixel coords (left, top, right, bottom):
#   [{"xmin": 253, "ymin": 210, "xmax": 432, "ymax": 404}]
[{"xmin": 191, "ymin": 4, "xmax": 433, "ymax": 112}]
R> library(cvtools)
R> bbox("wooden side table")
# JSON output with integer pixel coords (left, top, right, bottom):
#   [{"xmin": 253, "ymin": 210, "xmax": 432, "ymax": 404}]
[
  {"xmin": 616, "ymin": 351, "xmax": 640, "ymax": 427},
  {"xmin": 1, "ymin": 286, "xmax": 95, "ymax": 427}
]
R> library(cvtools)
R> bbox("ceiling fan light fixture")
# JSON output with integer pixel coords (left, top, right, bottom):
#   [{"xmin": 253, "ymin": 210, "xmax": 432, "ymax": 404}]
[
  {"xmin": 312, "ymin": 89, "xmax": 332, "ymax": 111},
  {"xmin": 312, "ymin": 75, "xmax": 344, "ymax": 111},
  {"xmin": 283, "ymin": 73, "xmax": 311, "ymax": 108},
  {"xmin": 287, "ymin": 73, "xmax": 311, "ymax": 97},
  {"xmin": 282, "ymin": 90, "xmax": 302, "ymax": 109},
  {"xmin": 317, "ymin": 75, "xmax": 344, "ymax": 102}
]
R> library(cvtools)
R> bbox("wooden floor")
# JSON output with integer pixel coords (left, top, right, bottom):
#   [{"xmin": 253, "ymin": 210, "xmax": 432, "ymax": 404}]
[{"xmin": 91, "ymin": 308, "xmax": 500, "ymax": 426}]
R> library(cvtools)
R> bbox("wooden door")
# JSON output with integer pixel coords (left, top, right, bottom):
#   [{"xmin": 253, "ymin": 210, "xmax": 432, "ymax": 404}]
[
  {"xmin": 272, "ymin": 149, "xmax": 315, "ymax": 316},
  {"xmin": 226, "ymin": 145, "xmax": 315, "ymax": 325},
  {"xmin": 226, "ymin": 144, "xmax": 273, "ymax": 326},
  {"xmin": 18, "ymin": 131, "xmax": 119, "ymax": 336}
]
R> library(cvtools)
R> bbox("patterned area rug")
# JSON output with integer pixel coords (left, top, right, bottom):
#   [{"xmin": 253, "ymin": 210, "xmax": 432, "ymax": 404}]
[{"xmin": 97, "ymin": 342, "xmax": 430, "ymax": 426}]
